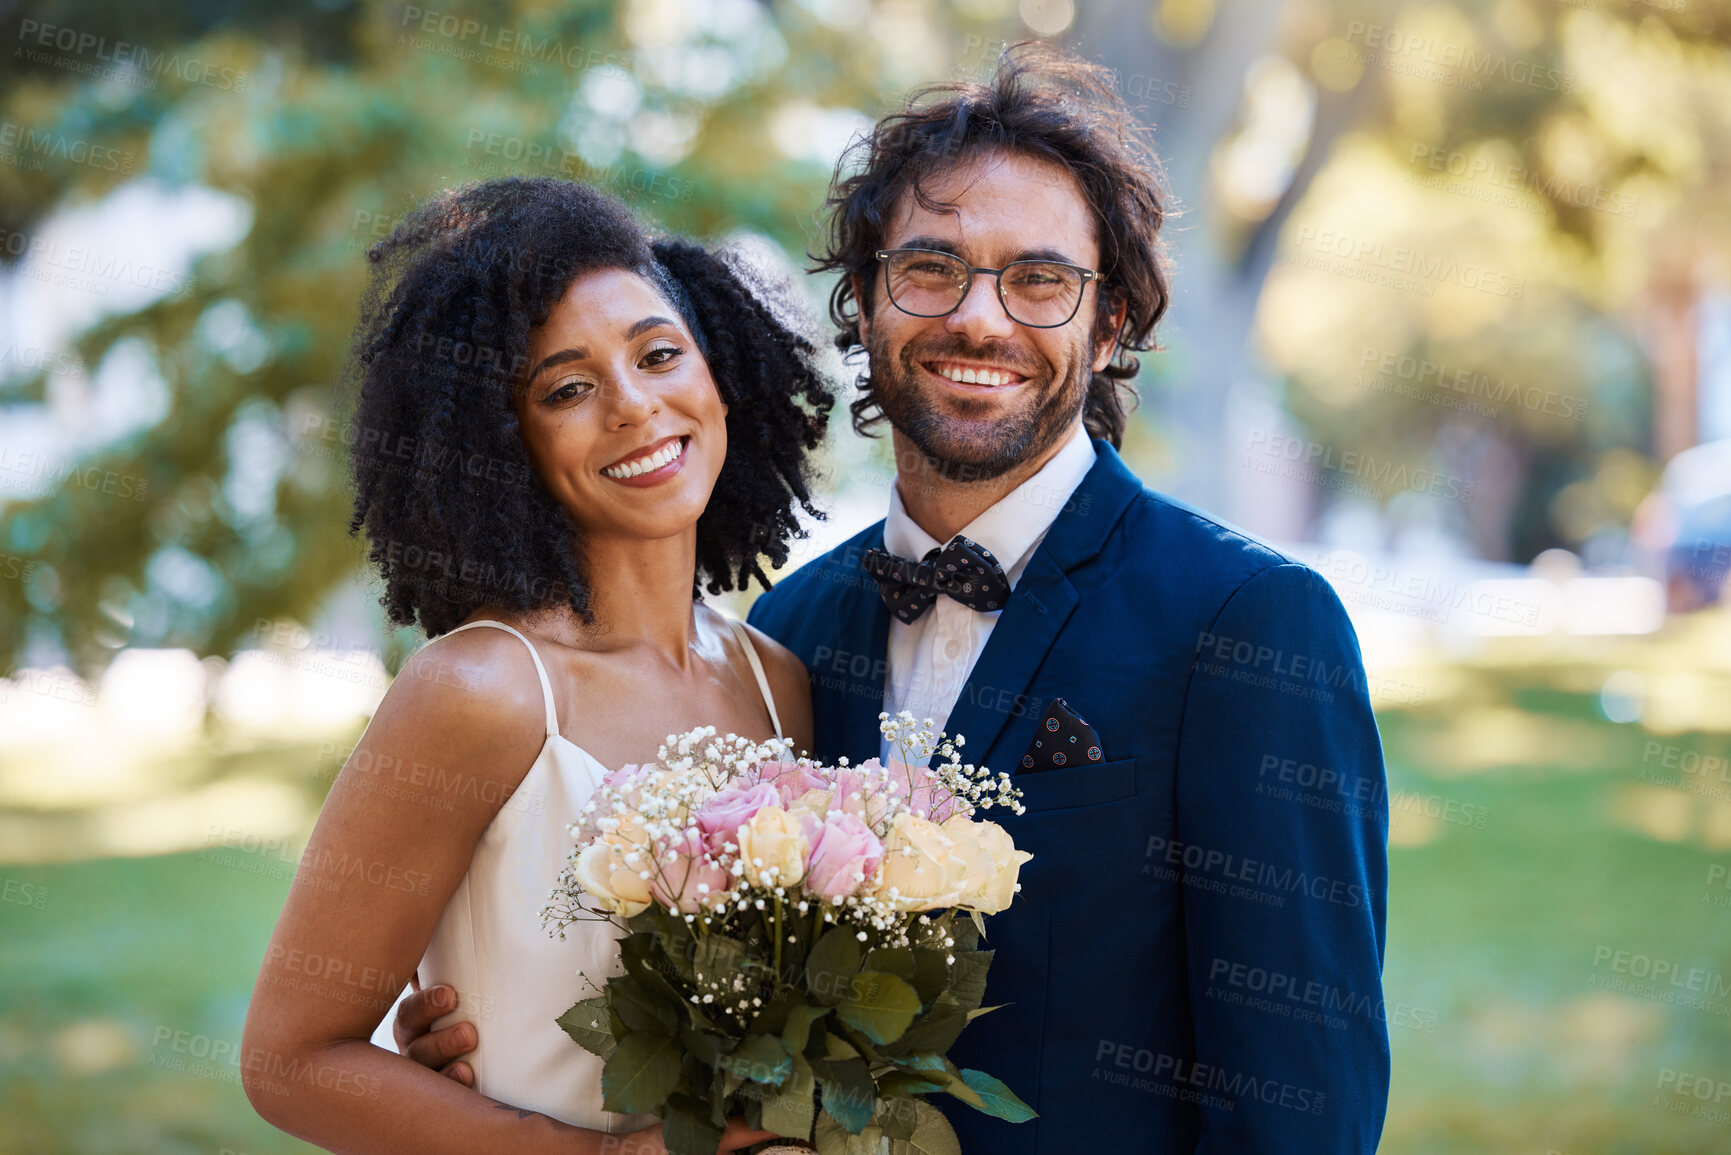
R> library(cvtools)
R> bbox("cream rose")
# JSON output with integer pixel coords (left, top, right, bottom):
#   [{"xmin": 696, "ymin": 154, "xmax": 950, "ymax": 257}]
[
  {"xmin": 735, "ymin": 805, "xmax": 809, "ymax": 888},
  {"xmin": 941, "ymin": 815, "xmax": 1032, "ymax": 914},
  {"xmin": 786, "ymin": 788, "xmax": 833, "ymax": 822},
  {"xmin": 873, "ymin": 813, "xmax": 964, "ymax": 911},
  {"xmin": 573, "ymin": 832, "xmax": 655, "ymax": 917}
]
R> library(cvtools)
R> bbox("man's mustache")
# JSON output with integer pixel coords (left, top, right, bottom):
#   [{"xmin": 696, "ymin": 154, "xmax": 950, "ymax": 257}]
[{"xmin": 899, "ymin": 335, "xmax": 1045, "ymax": 379}]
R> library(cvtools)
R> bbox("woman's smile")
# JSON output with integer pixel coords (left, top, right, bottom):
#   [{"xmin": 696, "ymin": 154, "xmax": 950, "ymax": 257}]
[{"xmin": 600, "ymin": 434, "xmax": 690, "ymax": 484}]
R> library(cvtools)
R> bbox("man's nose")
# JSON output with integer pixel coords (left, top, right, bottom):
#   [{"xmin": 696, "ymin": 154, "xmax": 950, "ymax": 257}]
[{"xmin": 944, "ymin": 272, "xmax": 1017, "ymax": 343}]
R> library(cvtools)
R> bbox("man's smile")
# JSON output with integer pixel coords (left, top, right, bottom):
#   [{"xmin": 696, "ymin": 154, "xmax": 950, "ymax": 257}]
[{"xmin": 922, "ymin": 359, "xmax": 1030, "ymax": 388}]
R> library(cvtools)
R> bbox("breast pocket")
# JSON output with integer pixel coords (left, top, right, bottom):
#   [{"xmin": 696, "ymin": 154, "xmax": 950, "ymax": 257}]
[{"xmin": 1013, "ymin": 757, "xmax": 1138, "ymax": 813}]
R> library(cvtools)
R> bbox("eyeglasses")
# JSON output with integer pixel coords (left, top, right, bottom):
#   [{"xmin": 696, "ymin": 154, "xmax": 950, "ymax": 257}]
[{"xmin": 874, "ymin": 247, "xmax": 1105, "ymax": 329}]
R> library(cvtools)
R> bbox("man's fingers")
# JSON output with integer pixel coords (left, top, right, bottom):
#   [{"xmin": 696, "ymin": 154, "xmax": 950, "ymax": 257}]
[
  {"xmin": 437, "ymin": 1058, "xmax": 475, "ymax": 1087},
  {"xmin": 402, "ymin": 1021, "xmax": 476, "ymax": 1072},
  {"xmin": 392, "ymin": 984, "xmax": 455, "ymax": 1051},
  {"xmin": 716, "ymin": 1121, "xmax": 780, "ymax": 1152}
]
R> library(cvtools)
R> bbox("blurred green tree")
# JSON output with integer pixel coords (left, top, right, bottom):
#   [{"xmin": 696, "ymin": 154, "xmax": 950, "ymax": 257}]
[{"xmin": 0, "ymin": 0, "xmax": 1012, "ymax": 674}]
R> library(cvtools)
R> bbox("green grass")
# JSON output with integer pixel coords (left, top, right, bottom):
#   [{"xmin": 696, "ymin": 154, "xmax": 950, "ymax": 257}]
[
  {"xmin": 1377, "ymin": 710, "xmax": 1731, "ymax": 1154},
  {"xmin": 0, "ymin": 852, "xmax": 316, "ymax": 1155},
  {"xmin": 4, "ymin": 705, "xmax": 1730, "ymax": 1153}
]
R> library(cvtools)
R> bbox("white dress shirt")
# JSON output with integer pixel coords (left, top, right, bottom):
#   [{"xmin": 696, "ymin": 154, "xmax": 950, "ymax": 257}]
[{"xmin": 879, "ymin": 424, "xmax": 1097, "ymax": 763}]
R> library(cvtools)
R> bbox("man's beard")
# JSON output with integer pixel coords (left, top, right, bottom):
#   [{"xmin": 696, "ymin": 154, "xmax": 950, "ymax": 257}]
[{"xmin": 865, "ymin": 330, "xmax": 1088, "ymax": 484}]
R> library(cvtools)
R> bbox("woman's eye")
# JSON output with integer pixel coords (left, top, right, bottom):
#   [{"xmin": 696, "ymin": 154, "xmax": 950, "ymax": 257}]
[
  {"xmin": 544, "ymin": 379, "xmax": 592, "ymax": 403},
  {"xmin": 642, "ymin": 344, "xmax": 684, "ymax": 368}
]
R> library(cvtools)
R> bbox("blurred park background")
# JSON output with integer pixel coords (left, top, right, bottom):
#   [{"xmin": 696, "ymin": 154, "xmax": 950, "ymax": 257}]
[{"xmin": 2, "ymin": 0, "xmax": 1731, "ymax": 1151}]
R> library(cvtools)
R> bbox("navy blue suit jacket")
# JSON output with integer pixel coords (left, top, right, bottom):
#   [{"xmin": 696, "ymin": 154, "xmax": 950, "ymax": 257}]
[{"xmin": 749, "ymin": 442, "xmax": 1390, "ymax": 1153}]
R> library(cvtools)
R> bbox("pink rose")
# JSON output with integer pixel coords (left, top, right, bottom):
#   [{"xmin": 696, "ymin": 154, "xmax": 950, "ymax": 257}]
[
  {"xmin": 853, "ymin": 758, "xmax": 962, "ymax": 825},
  {"xmin": 648, "ymin": 828, "xmax": 731, "ymax": 914},
  {"xmin": 830, "ymin": 760, "xmax": 893, "ymax": 828},
  {"xmin": 696, "ymin": 782, "xmax": 781, "ymax": 852},
  {"xmin": 763, "ymin": 762, "xmax": 828, "ymax": 806},
  {"xmin": 802, "ymin": 811, "xmax": 884, "ymax": 903},
  {"xmin": 890, "ymin": 760, "xmax": 963, "ymax": 824}
]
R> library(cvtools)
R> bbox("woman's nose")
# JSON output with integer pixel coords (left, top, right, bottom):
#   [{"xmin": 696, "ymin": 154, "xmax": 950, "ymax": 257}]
[{"xmin": 600, "ymin": 373, "xmax": 659, "ymax": 427}]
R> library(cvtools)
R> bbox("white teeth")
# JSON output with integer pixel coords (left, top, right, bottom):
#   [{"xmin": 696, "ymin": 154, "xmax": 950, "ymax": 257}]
[
  {"xmin": 939, "ymin": 365, "xmax": 1013, "ymax": 386},
  {"xmin": 604, "ymin": 438, "xmax": 684, "ymax": 479}
]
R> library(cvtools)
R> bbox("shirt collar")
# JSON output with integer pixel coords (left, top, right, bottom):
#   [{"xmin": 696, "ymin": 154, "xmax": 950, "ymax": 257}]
[{"xmin": 882, "ymin": 423, "xmax": 1097, "ymax": 586}]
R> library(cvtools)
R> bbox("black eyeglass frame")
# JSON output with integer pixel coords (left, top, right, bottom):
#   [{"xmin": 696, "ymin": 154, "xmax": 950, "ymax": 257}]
[{"xmin": 873, "ymin": 247, "xmax": 1106, "ymax": 329}]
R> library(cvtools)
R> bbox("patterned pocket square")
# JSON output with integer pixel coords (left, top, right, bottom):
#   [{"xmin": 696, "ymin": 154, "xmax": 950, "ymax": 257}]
[{"xmin": 1020, "ymin": 697, "xmax": 1105, "ymax": 773}]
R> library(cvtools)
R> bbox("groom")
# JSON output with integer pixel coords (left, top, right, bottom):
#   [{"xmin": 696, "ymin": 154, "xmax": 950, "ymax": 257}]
[
  {"xmin": 747, "ymin": 45, "xmax": 1391, "ymax": 1152},
  {"xmin": 400, "ymin": 43, "xmax": 1390, "ymax": 1152}
]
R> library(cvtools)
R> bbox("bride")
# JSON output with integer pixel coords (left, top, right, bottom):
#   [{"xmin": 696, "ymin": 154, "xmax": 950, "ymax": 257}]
[{"xmin": 242, "ymin": 177, "xmax": 830, "ymax": 1153}]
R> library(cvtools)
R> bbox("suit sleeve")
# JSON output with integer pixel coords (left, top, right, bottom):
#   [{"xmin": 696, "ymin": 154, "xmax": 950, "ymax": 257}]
[{"xmin": 1173, "ymin": 563, "xmax": 1390, "ymax": 1153}]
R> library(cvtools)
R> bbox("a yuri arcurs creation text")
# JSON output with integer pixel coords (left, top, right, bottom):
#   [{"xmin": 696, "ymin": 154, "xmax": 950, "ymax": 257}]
[{"xmin": 543, "ymin": 713, "xmax": 1036, "ymax": 1155}]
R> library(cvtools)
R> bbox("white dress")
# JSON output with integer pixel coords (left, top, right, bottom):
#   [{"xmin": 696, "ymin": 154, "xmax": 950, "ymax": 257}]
[{"xmin": 372, "ymin": 617, "xmax": 783, "ymax": 1129}]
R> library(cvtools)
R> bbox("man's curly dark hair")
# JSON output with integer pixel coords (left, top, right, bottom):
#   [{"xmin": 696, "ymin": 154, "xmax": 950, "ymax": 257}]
[
  {"xmin": 815, "ymin": 40, "xmax": 1171, "ymax": 448},
  {"xmin": 347, "ymin": 177, "xmax": 833, "ymax": 637}
]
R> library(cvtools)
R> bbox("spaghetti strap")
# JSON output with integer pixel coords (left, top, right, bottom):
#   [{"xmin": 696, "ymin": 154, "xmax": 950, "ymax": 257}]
[
  {"xmin": 440, "ymin": 619, "xmax": 560, "ymax": 739},
  {"xmin": 728, "ymin": 618, "xmax": 784, "ymax": 741}
]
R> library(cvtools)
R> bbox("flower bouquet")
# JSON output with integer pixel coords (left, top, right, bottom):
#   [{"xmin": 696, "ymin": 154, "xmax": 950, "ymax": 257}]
[{"xmin": 543, "ymin": 712, "xmax": 1036, "ymax": 1155}]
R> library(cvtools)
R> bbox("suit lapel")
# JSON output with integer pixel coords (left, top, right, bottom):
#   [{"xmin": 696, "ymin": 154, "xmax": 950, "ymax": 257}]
[
  {"xmin": 936, "ymin": 442, "xmax": 1146, "ymax": 771},
  {"xmin": 830, "ymin": 525, "xmax": 891, "ymax": 764},
  {"xmin": 939, "ymin": 551, "xmax": 1080, "ymax": 770}
]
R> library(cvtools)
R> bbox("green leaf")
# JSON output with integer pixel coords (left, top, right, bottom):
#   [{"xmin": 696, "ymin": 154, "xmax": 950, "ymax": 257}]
[
  {"xmin": 828, "ymin": 1018, "xmax": 883, "ymax": 1064},
  {"xmin": 639, "ymin": 908, "xmax": 696, "ymax": 980},
  {"xmin": 748, "ymin": 986, "xmax": 804, "ymax": 1036},
  {"xmin": 662, "ymin": 1094, "xmax": 725, "ymax": 1155},
  {"xmin": 933, "ymin": 1059, "xmax": 985, "ymax": 1111},
  {"xmin": 555, "ymin": 996, "xmax": 616, "ymax": 1059},
  {"xmin": 814, "ymin": 1056, "xmax": 876, "ymax": 1134},
  {"xmin": 679, "ymin": 1027, "xmax": 727, "ymax": 1066},
  {"xmin": 949, "ymin": 916, "xmax": 980, "ymax": 953},
  {"xmin": 848, "ymin": 1124, "xmax": 888, "ymax": 1154},
  {"xmin": 718, "ymin": 1033, "xmax": 792, "ymax": 1086},
  {"xmin": 875, "ymin": 1094, "xmax": 919, "ymax": 1140},
  {"xmin": 761, "ymin": 1052, "xmax": 818, "ymax": 1139},
  {"xmin": 956, "ymin": 1068, "xmax": 1037, "ymax": 1123},
  {"xmin": 817, "ymin": 1116, "xmax": 887, "ymax": 1155},
  {"xmin": 806, "ymin": 927, "xmax": 864, "ymax": 1007},
  {"xmin": 622, "ymin": 932, "xmax": 685, "ymax": 1007},
  {"xmin": 882, "ymin": 992, "xmax": 967, "ymax": 1055},
  {"xmin": 710, "ymin": 1063, "xmax": 727, "ymax": 1125},
  {"xmin": 610, "ymin": 975, "xmax": 679, "ymax": 1035},
  {"xmin": 743, "ymin": 1093, "xmax": 763, "ymax": 1132},
  {"xmin": 909, "ymin": 949, "xmax": 951, "ymax": 1004},
  {"xmin": 693, "ymin": 933, "xmax": 748, "ymax": 986},
  {"xmin": 905, "ymin": 1098, "xmax": 964, "ymax": 1155},
  {"xmin": 835, "ymin": 970, "xmax": 922, "ymax": 1045},
  {"xmin": 814, "ymin": 1112, "xmax": 851, "ymax": 1155},
  {"xmin": 968, "ymin": 909, "xmax": 987, "ymax": 941},
  {"xmin": 600, "ymin": 1032, "xmax": 683, "ymax": 1115},
  {"xmin": 863, "ymin": 946, "xmax": 915, "ymax": 984},
  {"xmin": 783, "ymin": 1002, "xmax": 829, "ymax": 1056},
  {"xmin": 948, "ymin": 950, "xmax": 993, "ymax": 1012},
  {"xmin": 874, "ymin": 1070, "xmax": 947, "ymax": 1097}
]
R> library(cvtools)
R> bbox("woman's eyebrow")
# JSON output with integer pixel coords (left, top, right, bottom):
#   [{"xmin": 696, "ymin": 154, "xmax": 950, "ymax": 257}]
[
  {"xmin": 624, "ymin": 314, "xmax": 678, "ymax": 341},
  {"xmin": 525, "ymin": 348, "xmax": 587, "ymax": 383},
  {"xmin": 525, "ymin": 315, "xmax": 680, "ymax": 381}
]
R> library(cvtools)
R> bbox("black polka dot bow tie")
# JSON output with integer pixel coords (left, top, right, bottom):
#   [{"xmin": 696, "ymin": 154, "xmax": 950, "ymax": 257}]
[{"xmin": 861, "ymin": 535, "xmax": 1012, "ymax": 624}]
